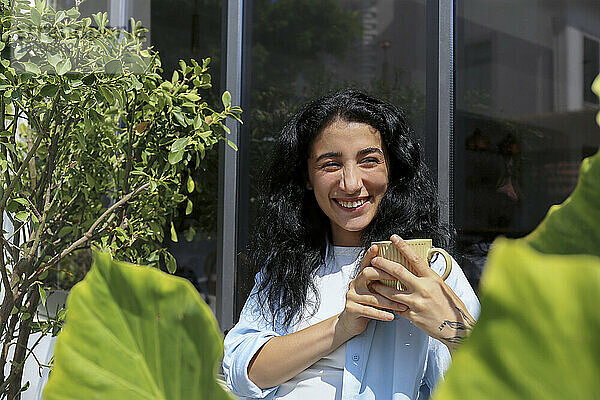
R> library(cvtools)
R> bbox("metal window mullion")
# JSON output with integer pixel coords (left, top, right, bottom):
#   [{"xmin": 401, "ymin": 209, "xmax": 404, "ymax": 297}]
[
  {"xmin": 217, "ymin": 0, "xmax": 243, "ymax": 332},
  {"xmin": 426, "ymin": 0, "xmax": 454, "ymax": 227},
  {"xmin": 438, "ymin": 0, "xmax": 454, "ymax": 227}
]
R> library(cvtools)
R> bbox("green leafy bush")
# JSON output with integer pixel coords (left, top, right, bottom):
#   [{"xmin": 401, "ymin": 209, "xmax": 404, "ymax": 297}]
[{"xmin": 0, "ymin": 0, "xmax": 240, "ymax": 397}]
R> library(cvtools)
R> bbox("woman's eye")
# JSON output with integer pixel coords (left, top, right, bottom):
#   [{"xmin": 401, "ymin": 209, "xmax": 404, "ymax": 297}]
[
  {"xmin": 321, "ymin": 162, "xmax": 340, "ymax": 170},
  {"xmin": 361, "ymin": 157, "xmax": 381, "ymax": 165}
]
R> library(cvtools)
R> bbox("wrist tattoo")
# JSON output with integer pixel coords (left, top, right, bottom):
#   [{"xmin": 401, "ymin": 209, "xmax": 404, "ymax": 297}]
[{"xmin": 438, "ymin": 307, "xmax": 476, "ymax": 345}]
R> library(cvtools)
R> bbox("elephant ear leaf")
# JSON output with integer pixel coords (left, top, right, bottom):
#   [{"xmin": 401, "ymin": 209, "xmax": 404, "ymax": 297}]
[
  {"xmin": 432, "ymin": 131, "xmax": 600, "ymax": 398},
  {"xmin": 432, "ymin": 239, "xmax": 600, "ymax": 400},
  {"xmin": 43, "ymin": 251, "xmax": 235, "ymax": 400}
]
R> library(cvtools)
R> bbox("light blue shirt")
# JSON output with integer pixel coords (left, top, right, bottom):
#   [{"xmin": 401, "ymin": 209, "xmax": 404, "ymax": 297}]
[{"xmin": 223, "ymin": 252, "xmax": 480, "ymax": 400}]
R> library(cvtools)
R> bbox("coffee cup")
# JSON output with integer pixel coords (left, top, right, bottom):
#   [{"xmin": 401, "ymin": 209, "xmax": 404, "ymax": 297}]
[{"xmin": 371, "ymin": 239, "xmax": 452, "ymax": 290}]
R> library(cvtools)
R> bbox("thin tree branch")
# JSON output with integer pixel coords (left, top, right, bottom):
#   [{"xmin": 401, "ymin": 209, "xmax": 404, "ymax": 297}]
[
  {"xmin": 7, "ymin": 288, "xmax": 39, "ymax": 399},
  {"xmin": 31, "ymin": 182, "xmax": 150, "ymax": 280}
]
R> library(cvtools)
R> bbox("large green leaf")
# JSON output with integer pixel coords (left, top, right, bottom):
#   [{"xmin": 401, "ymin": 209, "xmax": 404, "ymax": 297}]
[
  {"xmin": 43, "ymin": 252, "xmax": 235, "ymax": 400},
  {"xmin": 433, "ymin": 150, "xmax": 600, "ymax": 398},
  {"xmin": 433, "ymin": 239, "xmax": 600, "ymax": 399}
]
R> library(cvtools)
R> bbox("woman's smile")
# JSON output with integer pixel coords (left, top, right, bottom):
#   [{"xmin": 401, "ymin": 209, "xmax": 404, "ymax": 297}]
[
  {"xmin": 307, "ymin": 120, "xmax": 389, "ymax": 246},
  {"xmin": 333, "ymin": 196, "xmax": 371, "ymax": 211}
]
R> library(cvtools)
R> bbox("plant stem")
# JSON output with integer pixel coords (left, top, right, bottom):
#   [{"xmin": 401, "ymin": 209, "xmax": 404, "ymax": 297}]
[
  {"xmin": 7, "ymin": 288, "xmax": 40, "ymax": 400},
  {"xmin": 31, "ymin": 182, "xmax": 151, "ymax": 280}
]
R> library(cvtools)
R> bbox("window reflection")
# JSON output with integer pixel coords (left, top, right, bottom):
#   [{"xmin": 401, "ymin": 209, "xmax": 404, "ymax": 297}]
[
  {"xmin": 455, "ymin": 0, "xmax": 600, "ymax": 286},
  {"xmin": 151, "ymin": 0, "xmax": 222, "ymax": 312},
  {"xmin": 241, "ymin": 0, "xmax": 429, "ymax": 314}
]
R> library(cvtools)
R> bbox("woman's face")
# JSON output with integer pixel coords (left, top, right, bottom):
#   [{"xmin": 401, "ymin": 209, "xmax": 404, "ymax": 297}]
[{"xmin": 307, "ymin": 120, "xmax": 389, "ymax": 246}]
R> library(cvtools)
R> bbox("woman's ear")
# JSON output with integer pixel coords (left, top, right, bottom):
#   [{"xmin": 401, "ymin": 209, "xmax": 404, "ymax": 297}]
[{"xmin": 306, "ymin": 181, "xmax": 313, "ymax": 190}]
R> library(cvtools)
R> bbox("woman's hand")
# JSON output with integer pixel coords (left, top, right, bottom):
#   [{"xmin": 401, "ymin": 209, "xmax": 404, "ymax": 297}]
[
  {"xmin": 337, "ymin": 244, "xmax": 408, "ymax": 339},
  {"xmin": 369, "ymin": 235, "xmax": 476, "ymax": 351}
]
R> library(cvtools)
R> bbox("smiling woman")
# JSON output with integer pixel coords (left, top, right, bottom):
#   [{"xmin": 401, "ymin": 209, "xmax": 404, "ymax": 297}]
[
  {"xmin": 223, "ymin": 90, "xmax": 480, "ymax": 400},
  {"xmin": 307, "ymin": 120, "xmax": 389, "ymax": 246}
]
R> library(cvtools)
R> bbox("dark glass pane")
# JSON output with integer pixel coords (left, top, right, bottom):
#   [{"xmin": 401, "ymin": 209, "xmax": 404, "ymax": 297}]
[
  {"xmin": 584, "ymin": 36, "xmax": 599, "ymax": 104},
  {"xmin": 150, "ymin": 0, "xmax": 222, "ymax": 312},
  {"xmin": 455, "ymin": 0, "xmax": 600, "ymax": 288},
  {"xmin": 239, "ymin": 0, "xmax": 428, "ymax": 314}
]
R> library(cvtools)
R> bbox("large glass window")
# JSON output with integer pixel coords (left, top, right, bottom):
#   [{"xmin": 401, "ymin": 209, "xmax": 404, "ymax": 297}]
[
  {"xmin": 238, "ymin": 0, "xmax": 429, "ymax": 315},
  {"xmin": 150, "ymin": 0, "xmax": 222, "ymax": 314},
  {"xmin": 455, "ymin": 0, "xmax": 600, "ymax": 286}
]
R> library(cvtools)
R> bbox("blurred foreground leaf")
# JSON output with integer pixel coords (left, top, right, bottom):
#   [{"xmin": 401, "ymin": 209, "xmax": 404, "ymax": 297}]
[
  {"xmin": 43, "ymin": 252, "xmax": 234, "ymax": 400},
  {"xmin": 433, "ymin": 149, "xmax": 600, "ymax": 399}
]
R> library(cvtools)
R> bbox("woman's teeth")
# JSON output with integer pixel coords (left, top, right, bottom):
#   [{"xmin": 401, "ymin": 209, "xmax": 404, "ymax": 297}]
[{"xmin": 337, "ymin": 199, "xmax": 367, "ymax": 208}]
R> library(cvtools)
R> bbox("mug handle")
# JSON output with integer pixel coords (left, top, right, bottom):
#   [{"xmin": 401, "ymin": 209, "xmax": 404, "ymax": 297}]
[{"xmin": 426, "ymin": 247, "xmax": 452, "ymax": 280}]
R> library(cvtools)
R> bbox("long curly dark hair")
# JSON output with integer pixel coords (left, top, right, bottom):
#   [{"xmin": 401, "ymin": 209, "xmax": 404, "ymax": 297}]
[{"xmin": 247, "ymin": 89, "xmax": 450, "ymax": 329}]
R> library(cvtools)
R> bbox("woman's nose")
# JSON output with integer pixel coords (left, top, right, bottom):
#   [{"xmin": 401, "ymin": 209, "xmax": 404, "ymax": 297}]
[{"xmin": 339, "ymin": 165, "xmax": 362, "ymax": 193}]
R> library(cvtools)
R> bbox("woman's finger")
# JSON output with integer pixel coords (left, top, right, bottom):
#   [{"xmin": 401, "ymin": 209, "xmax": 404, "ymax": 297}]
[
  {"xmin": 349, "ymin": 290, "xmax": 407, "ymax": 312},
  {"xmin": 360, "ymin": 244, "xmax": 378, "ymax": 270},
  {"xmin": 370, "ymin": 256, "xmax": 419, "ymax": 289},
  {"xmin": 351, "ymin": 302, "xmax": 396, "ymax": 322},
  {"xmin": 370, "ymin": 281, "xmax": 416, "ymax": 308},
  {"xmin": 390, "ymin": 234, "xmax": 434, "ymax": 278},
  {"xmin": 358, "ymin": 266, "xmax": 398, "ymax": 286}
]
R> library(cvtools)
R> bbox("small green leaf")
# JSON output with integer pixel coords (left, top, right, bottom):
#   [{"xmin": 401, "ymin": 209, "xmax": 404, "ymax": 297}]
[
  {"xmin": 172, "ymin": 70, "xmax": 179, "ymax": 83},
  {"xmin": 15, "ymin": 211, "xmax": 29, "ymax": 222},
  {"xmin": 0, "ymin": 42, "xmax": 5, "ymax": 52},
  {"xmin": 23, "ymin": 62, "xmax": 41, "ymax": 75},
  {"xmin": 164, "ymin": 251, "xmax": 177, "ymax": 274},
  {"xmin": 184, "ymin": 226, "xmax": 196, "ymax": 242},
  {"xmin": 13, "ymin": 198, "xmax": 29, "ymax": 206},
  {"xmin": 40, "ymin": 84, "xmax": 59, "ymax": 98},
  {"xmin": 38, "ymin": 270, "xmax": 48, "ymax": 280},
  {"xmin": 47, "ymin": 53, "xmax": 62, "ymax": 68},
  {"xmin": 224, "ymin": 138, "xmax": 238, "ymax": 151},
  {"xmin": 171, "ymin": 137, "xmax": 189, "ymax": 152},
  {"xmin": 185, "ymin": 199, "xmax": 193, "ymax": 215},
  {"xmin": 55, "ymin": 59, "xmax": 72, "ymax": 76},
  {"xmin": 173, "ymin": 111, "xmax": 186, "ymax": 126},
  {"xmin": 38, "ymin": 285, "xmax": 47, "ymax": 307},
  {"xmin": 170, "ymin": 222, "xmax": 178, "ymax": 243},
  {"xmin": 55, "ymin": 10, "xmax": 66, "ymax": 23},
  {"xmin": 168, "ymin": 150, "xmax": 184, "ymax": 165},
  {"xmin": 66, "ymin": 7, "xmax": 80, "ymax": 20},
  {"xmin": 184, "ymin": 93, "xmax": 201, "ymax": 102},
  {"xmin": 222, "ymin": 91, "xmax": 232, "ymax": 108},
  {"xmin": 186, "ymin": 176, "xmax": 195, "ymax": 193},
  {"xmin": 31, "ymin": 8, "xmax": 42, "ymax": 26},
  {"xmin": 104, "ymin": 59, "xmax": 123, "ymax": 75}
]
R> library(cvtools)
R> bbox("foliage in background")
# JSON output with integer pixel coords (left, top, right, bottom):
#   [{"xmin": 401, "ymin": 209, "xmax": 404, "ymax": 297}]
[
  {"xmin": 0, "ymin": 0, "xmax": 240, "ymax": 397},
  {"xmin": 432, "ymin": 78, "xmax": 600, "ymax": 399},
  {"xmin": 43, "ymin": 252, "xmax": 234, "ymax": 400}
]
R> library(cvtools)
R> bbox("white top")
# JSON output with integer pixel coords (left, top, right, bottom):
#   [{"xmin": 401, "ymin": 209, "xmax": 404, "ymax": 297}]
[
  {"xmin": 223, "ymin": 245, "xmax": 481, "ymax": 400},
  {"xmin": 274, "ymin": 246, "xmax": 362, "ymax": 400}
]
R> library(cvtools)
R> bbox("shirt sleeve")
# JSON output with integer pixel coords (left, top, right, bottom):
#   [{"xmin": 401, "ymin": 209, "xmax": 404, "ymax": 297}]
[
  {"xmin": 222, "ymin": 273, "xmax": 283, "ymax": 399},
  {"xmin": 422, "ymin": 255, "xmax": 481, "ymax": 393}
]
